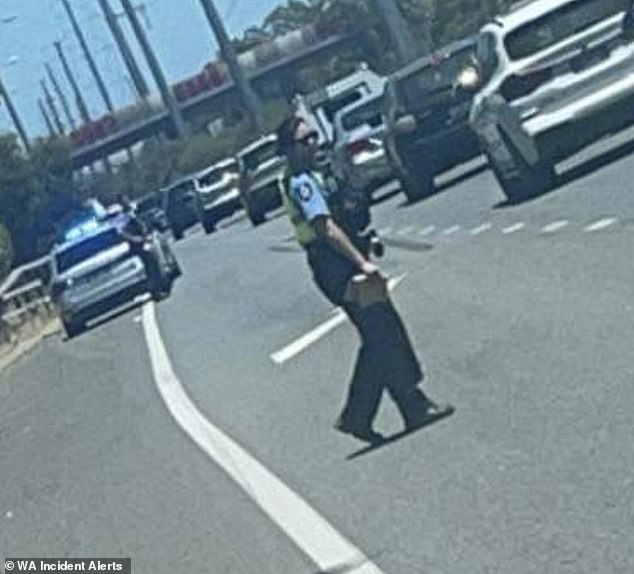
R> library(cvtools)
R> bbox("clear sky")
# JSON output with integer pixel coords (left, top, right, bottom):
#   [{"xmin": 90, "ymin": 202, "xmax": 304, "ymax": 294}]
[{"xmin": 0, "ymin": 0, "xmax": 281, "ymax": 137}]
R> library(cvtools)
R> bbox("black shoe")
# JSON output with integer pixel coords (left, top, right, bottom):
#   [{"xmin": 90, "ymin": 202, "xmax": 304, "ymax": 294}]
[
  {"xmin": 404, "ymin": 401, "xmax": 454, "ymax": 431},
  {"xmin": 334, "ymin": 418, "xmax": 385, "ymax": 444}
]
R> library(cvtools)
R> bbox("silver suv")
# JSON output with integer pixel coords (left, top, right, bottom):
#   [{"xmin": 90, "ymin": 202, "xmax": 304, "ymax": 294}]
[{"xmin": 469, "ymin": 0, "xmax": 634, "ymax": 201}]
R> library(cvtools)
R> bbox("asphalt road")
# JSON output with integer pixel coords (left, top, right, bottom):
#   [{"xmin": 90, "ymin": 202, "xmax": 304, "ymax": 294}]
[{"xmin": 2, "ymin": 127, "xmax": 634, "ymax": 574}]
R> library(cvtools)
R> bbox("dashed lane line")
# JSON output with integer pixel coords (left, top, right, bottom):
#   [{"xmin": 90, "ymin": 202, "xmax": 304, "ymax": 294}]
[
  {"xmin": 442, "ymin": 225, "xmax": 461, "ymax": 236},
  {"xmin": 142, "ymin": 303, "xmax": 387, "ymax": 574},
  {"xmin": 396, "ymin": 225, "xmax": 415, "ymax": 236},
  {"xmin": 584, "ymin": 217, "xmax": 618, "ymax": 232},
  {"xmin": 541, "ymin": 220, "xmax": 570, "ymax": 234},
  {"xmin": 418, "ymin": 225, "xmax": 435, "ymax": 236},
  {"xmin": 271, "ymin": 274, "xmax": 407, "ymax": 365},
  {"xmin": 502, "ymin": 222, "xmax": 526, "ymax": 235},
  {"xmin": 470, "ymin": 223, "xmax": 492, "ymax": 235}
]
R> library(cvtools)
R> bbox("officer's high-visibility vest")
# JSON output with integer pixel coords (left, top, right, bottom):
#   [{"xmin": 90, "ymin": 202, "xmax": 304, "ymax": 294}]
[{"xmin": 278, "ymin": 170, "xmax": 324, "ymax": 247}]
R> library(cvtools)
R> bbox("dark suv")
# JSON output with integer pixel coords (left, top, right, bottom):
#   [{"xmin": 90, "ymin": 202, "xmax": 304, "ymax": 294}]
[
  {"xmin": 383, "ymin": 37, "xmax": 481, "ymax": 201},
  {"xmin": 161, "ymin": 178, "xmax": 200, "ymax": 240}
]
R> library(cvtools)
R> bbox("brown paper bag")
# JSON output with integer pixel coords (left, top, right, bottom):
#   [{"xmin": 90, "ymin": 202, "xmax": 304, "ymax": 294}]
[{"xmin": 344, "ymin": 273, "xmax": 389, "ymax": 308}]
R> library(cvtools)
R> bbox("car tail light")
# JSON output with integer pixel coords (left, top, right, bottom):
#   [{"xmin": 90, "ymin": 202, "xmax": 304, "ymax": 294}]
[
  {"xmin": 500, "ymin": 67, "xmax": 553, "ymax": 102},
  {"xmin": 345, "ymin": 139, "xmax": 372, "ymax": 157}
]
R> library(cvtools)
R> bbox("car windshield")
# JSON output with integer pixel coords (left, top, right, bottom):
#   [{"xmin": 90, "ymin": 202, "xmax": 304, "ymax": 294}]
[
  {"xmin": 241, "ymin": 141, "xmax": 278, "ymax": 172},
  {"xmin": 56, "ymin": 228, "xmax": 124, "ymax": 273},
  {"xmin": 397, "ymin": 46, "xmax": 474, "ymax": 109},
  {"xmin": 136, "ymin": 195, "xmax": 159, "ymax": 212},
  {"xmin": 505, "ymin": 0, "xmax": 629, "ymax": 60},
  {"xmin": 198, "ymin": 164, "xmax": 235, "ymax": 187},
  {"xmin": 319, "ymin": 89, "xmax": 365, "ymax": 123},
  {"xmin": 168, "ymin": 179, "xmax": 195, "ymax": 200},
  {"xmin": 341, "ymin": 97, "xmax": 384, "ymax": 131}
]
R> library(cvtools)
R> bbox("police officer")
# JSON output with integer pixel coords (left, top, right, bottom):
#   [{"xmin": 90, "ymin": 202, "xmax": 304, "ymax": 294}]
[{"xmin": 277, "ymin": 116, "xmax": 453, "ymax": 443}]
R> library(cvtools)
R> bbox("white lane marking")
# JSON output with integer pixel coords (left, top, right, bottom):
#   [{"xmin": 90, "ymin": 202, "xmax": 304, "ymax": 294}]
[
  {"xmin": 396, "ymin": 225, "xmax": 415, "ymax": 236},
  {"xmin": 418, "ymin": 225, "xmax": 435, "ymax": 236},
  {"xmin": 442, "ymin": 225, "xmax": 461, "ymax": 236},
  {"xmin": 470, "ymin": 223, "xmax": 492, "ymax": 235},
  {"xmin": 142, "ymin": 303, "xmax": 386, "ymax": 574},
  {"xmin": 502, "ymin": 222, "xmax": 526, "ymax": 235},
  {"xmin": 541, "ymin": 220, "xmax": 569, "ymax": 234},
  {"xmin": 271, "ymin": 274, "xmax": 407, "ymax": 365},
  {"xmin": 584, "ymin": 217, "xmax": 618, "ymax": 232}
]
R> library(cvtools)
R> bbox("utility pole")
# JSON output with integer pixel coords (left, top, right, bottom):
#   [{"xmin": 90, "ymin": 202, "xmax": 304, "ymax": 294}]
[
  {"xmin": 41, "ymin": 79, "xmax": 66, "ymax": 135},
  {"xmin": 55, "ymin": 40, "xmax": 91, "ymax": 124},
  {"xmin": 198, "ymin": 0, "xmax": 264, "ymax": 133},
  {"xmin": 97, "ymin": 0, "xmax": 149, "ymax": 101},
  {"xmin": 120, "ymin": 0, "xmax": 187, "ymax": 138},
  {"xmin": 38, "ymin": 97, "xmax": 57, "ymax": 137},
  {"xmin": 60, "ymin": 0, "xmax": 114, "ymax": 114},
  {"xmin": 0, "ymin": 75, "xmax": 31, "ymax": 152},
  {"xmin": 374, "ymin": 0, "xmax": 423, "ymax": 65},
  {"xmin": 46, "ymin": 62, "xmax": 76, "ymax": 130}
]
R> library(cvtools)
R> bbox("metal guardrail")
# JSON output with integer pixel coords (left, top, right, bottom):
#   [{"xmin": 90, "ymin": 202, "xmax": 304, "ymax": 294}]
[{"xmin": 0, "ymin": 256, "xmax": 56, "ymax": 348}]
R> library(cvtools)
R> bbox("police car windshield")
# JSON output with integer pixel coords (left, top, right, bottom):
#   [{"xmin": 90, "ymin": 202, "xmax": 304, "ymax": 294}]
[{"xmin": 56, "ymin": 228, "xmax": 124, "ymax": 273}]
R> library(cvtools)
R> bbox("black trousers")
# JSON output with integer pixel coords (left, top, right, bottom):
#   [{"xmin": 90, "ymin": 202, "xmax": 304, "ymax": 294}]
[{"xmin": 306, "ymin": 241, "xmax": 430, "ymax": 427}]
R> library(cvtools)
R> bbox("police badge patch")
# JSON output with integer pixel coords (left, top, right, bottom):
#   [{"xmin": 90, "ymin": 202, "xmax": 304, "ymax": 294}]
[{"xmin": 298, "ymin": 182, "xmax": 313, "ymax": 202}]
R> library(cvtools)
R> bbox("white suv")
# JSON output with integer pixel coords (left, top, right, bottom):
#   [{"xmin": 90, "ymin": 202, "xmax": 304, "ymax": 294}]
[{"xmin": 469, "ymin": 0, "xmax": 634, "ymax": 201}]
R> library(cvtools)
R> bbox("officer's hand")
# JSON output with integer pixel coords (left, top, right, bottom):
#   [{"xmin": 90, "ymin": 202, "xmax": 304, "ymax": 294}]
[{"xmin": 360, "ymin": 261, "xmax": 380, "ymax": 276}]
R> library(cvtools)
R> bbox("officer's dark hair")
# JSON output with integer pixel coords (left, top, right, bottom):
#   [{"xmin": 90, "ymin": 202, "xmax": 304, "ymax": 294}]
[{"xmin": 276, "ymin": 116, "xmax": 303, "ymax": 157}]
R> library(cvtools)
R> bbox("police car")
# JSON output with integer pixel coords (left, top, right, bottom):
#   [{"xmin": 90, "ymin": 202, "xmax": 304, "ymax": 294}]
[{"xmin": 50, "ymin": 215, "xmax": 181, "ymax": 338}]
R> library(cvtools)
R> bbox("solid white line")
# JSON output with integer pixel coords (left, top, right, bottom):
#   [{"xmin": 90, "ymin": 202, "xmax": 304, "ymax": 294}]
[
  {"xmin": 584, "ymin": 217, "xmax": 618, "ymax": 232},
  {"xmin": 470, "ymin": 223, "xmax": 492, "ymax": 235},
  {"xmin": 142, "ymin": 303, "xmax": 385, "ymax": 574},
  {"xmin": 418, "ymin": 225, "xmax": 435, "ymax": 236},
  {"xmin": 502, "ymin": 222, "xmax": 526, "ymax": 235},
  {"xmin": 271, "ymin": 274, "xmax": 407, "ymax": 365},
  {"xmin": 396, "ymin": 225, "xmax": 415, "ymax": 236},
  {"xmin": 442, "ymin": 225, "xmax": 461, "ymax": 236},
  {"xmin": 541, "ymin": 220, "xmax": 569, "ymax": 233}
]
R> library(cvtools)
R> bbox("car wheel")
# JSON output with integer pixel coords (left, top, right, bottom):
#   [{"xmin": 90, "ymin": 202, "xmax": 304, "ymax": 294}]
[
  {"xmin": 488, "ymin": 133, "xmax": 556, "ymax": 203},
  {"xmin": 202, "ymin": 218, "xmax": 217, "ymax": 234},
  {"xmin": 63, "ymin": 318, "xmax": 84, "ymax": 339},
  {"xmin": 399, "ymin": 163, "xmax": 434, "ymax": 202},
  {"xmin": 247, "ymin": 208, "xmax": 266, "ymax": 227},
  {"xmin": 173, "ymin": 228, "xmax": 184, "ymax": 241}
]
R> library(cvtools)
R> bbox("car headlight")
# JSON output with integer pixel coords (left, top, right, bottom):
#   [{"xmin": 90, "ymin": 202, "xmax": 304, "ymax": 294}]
[{"xmin": 456, "ymin": 66, "xmax": 481, "ymax": 91}]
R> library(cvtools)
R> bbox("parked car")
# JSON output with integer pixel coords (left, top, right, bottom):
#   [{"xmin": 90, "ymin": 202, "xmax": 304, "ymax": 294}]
[
  {"xmin": 293, "ymin": 64, "xmax": 386, "ymax": 150},
  {"xmin": 134, "ymin": 193, "xmax": 170, "ymax": 233},
  {"xmin": 383, "ymin": 37, "xmax": 481, "ymax": 201},
  {"xmin": 331, "ymin": 92, "xmax": 393, "ymax": 195},
  {"xmin": 161, "ymin": 177, "xmax": 200, "ymax": 240},
  {"xmin": 236, "ymin": 134, "xmax": 286, "ymax": 226},
  {"xmin": 194, "ymin": 158, "xmax": 242, "ymax": 232},
  {"xmin": 50, "ymin": 217, "xmax": 180, "ymax": 338},
  {"xmin": 469, "ymin": 0, "xmax": 634, "ymax": 202}
]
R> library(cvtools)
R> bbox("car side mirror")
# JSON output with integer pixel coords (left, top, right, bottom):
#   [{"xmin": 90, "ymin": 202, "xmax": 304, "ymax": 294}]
[{"xmin": 393, "ymin": 114, "xmax": 417, "ymax": 135}]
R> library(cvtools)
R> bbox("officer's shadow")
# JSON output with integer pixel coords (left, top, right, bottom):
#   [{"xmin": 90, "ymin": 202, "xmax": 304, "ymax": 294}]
[{"xmin": 345, "ymin": 409, "xmax": 454, "ymax": 461}]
